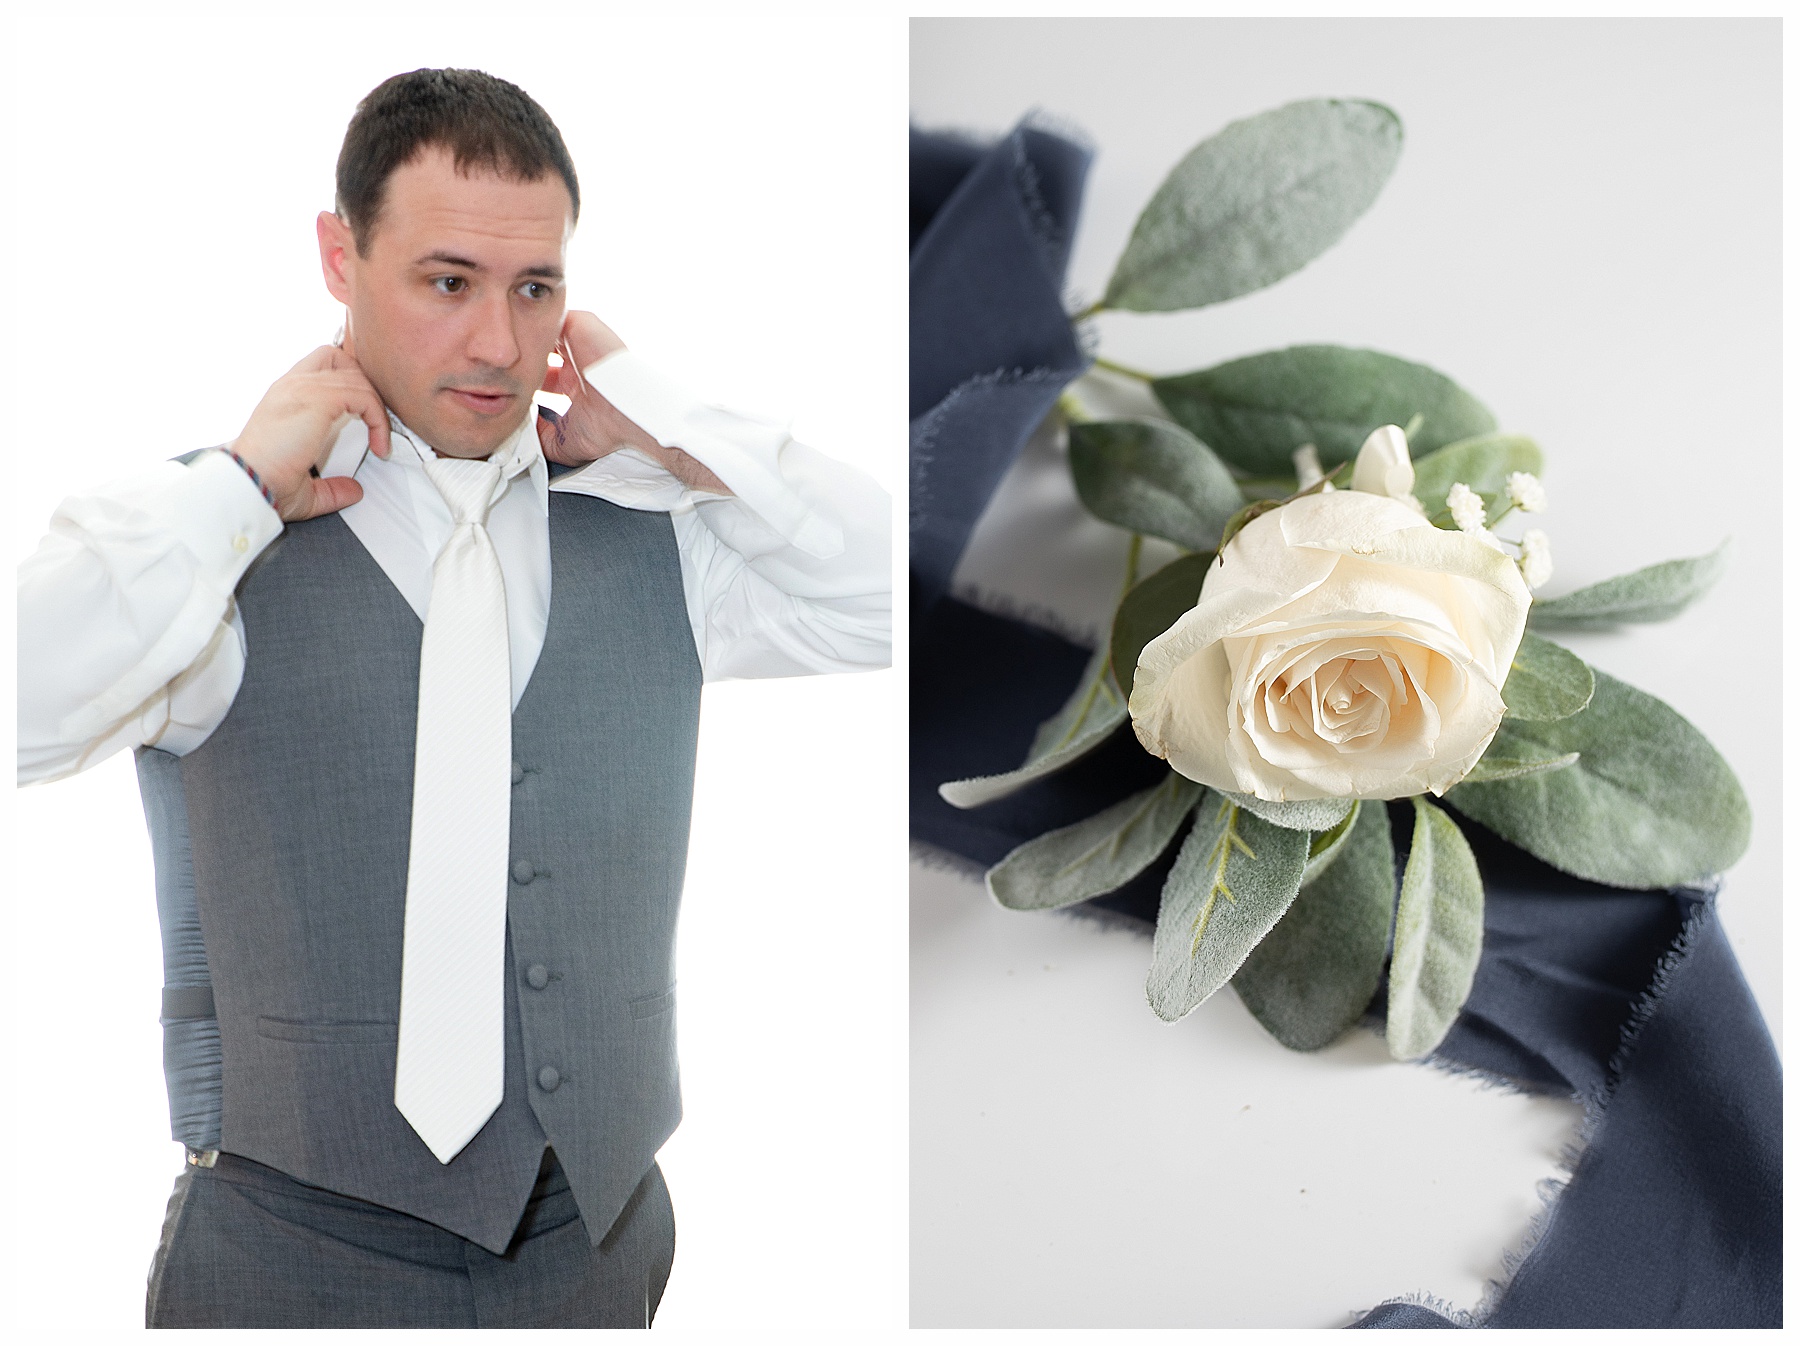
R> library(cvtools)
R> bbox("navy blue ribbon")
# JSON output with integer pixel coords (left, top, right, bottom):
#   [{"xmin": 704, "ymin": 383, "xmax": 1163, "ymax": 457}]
[{"xmin": 909, "ymin": 121, "xmax": 1780, "ymax": 1328}]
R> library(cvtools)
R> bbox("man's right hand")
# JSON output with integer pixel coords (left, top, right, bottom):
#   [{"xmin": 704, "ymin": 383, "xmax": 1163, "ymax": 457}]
[{"xmin": 228, "ymin": 346, "xmax": 393, "ymax": 521}]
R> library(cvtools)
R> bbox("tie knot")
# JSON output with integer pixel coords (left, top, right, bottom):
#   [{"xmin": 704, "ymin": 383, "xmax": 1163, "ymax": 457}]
[{"xmin": 422, "ymin": 456, "xmax": 504, "ymax": 526}]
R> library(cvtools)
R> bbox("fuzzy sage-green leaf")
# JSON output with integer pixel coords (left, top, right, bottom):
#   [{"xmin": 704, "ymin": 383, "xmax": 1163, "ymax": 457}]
[
  {"xmin": 1460, "ymin": 751, "xmax": 1580, "ymax": 784},
  {"xmin": 1110, "ymin": 552, "xmax": 1213, "ymax": 700},
  {"xmin": 1234, "ymin": 799, "xmax": 1394, "ymax": 1050},
  {"xmin": 1501, "ymin": 631, "xmax": 1594, "ymax": 723},
  {"xmin": 1410, "ymin": 434, "xmax": 1545, "ymax": 522},
  {"xmin": 1222, "ymin": 790, "xmax": 1356, "ymax": 834},
  {"xmin": 1146, "ymin": 795, "xmax": 1310, "ymax": 1022},
  {"xmin": 940, "ymin": 643, "xmax": 1126, "ymax": 808},
  {"xmin": 1152, "ymin": 346, "xmax": 1496, "ymax": 476},
  {"xmin": 1302, "ymin": 799, "xmax": 1361, "ymax": 886},
  {"xmin": 1528, "ymin": 542, "xmax": 1729, "ymax": 629},
  {"xmin": 1387, "ymin": 799, "xmax": 1484, "ymax": 1061},
  {"xmin": 1103, "ymin": 99, "xmax": 1403, "ymax": 313},
  {"xmin": 1447, "ymin": 667, "xmax": 1750, "ymax": 889},
  {"xmin": 1069, "ymin": 419, "xmax": 1245, "ymax": 551},
  {"xmin": 988, "ymin": 774, "xmax": 1204, "ymax": 911}
]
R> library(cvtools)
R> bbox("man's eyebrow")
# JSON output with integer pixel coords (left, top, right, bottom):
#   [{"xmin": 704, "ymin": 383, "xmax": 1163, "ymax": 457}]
[{"xmin": 415, "ymin": 251, "xmax": 564, "ymax": 282}]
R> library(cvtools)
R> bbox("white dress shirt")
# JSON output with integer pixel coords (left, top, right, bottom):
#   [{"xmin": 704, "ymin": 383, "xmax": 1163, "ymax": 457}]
[{"xmin": 17, "ymin": 350, "xmax": 891, "ymax": 785}]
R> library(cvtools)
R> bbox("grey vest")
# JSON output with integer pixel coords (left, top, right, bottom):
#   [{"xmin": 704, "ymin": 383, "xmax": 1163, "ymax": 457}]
[{"xmin": 136, "ymin": 485, "xmax": 701, "ymax": 1254}]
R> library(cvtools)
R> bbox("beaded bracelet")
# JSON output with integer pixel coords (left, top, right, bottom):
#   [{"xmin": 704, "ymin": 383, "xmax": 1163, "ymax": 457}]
[{"xmin": 222, "ymin": 447, "xmax": 277, "ymax": 511}]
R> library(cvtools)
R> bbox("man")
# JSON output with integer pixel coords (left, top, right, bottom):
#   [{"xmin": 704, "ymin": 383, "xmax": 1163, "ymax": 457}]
[{"xmin": 17, "ymin": 68, "xmax": 889, "ymax": 1329}]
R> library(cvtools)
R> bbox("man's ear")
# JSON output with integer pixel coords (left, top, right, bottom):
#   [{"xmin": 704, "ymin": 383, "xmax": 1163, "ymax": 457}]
[{"xmin": 317, "ymin": 211, "xmax": 356, "ymax": 305}]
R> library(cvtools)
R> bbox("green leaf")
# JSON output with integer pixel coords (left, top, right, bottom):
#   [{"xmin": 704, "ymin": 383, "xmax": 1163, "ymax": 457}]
[
  {"xmin": 1460, "ymin": 751, "xmax": 1580, "ymax": 784},
  {"xmin": 1235, "ymin": 475, "xmax": 1301, "ymax": 502},
  {"xmin": 1215, "ymin": 498, "xmax": 1282, "ymax": 552},
  {"xmin": 1501, "ymin": 631, "xmax": 1594, "ymax": 722},
  {"xmin": 1528, "ymin": 542, "xmax": 1729, "ymax": 629},
  {"xmin": 1145, "ymin": 796, "xmax": 1310, "ymax": 1022},
  {"xmin": 1222, "ymin": 790, "xmax": 1356, "ymax": 834},
  {"xmin": 1103, "ymin": 99, "xmax": 1403, "ymax": 313},
  {"xmin": 1152, "ymin": 346, "xmax": 1496, "ymax": 476},
  {"xmin": 987, "ymin": 774, "xmax": 1205, "ymax": 911},
  {"xmin": 1410, "ymin": 434, "xmax": 1545, "ymax": 521},
  {"xmin": 939, "ymin": 643, "xmax": 1126, "ymax": 808},
  {"xmin": 1387, "ymin": 799, "xmax": 1484, "ymax": 1061},
  {"xmin": 1234, "ymin": 799, "xmax": 1394, "ymax": 1050},
  {"xmin": 1447, "ymin": 668, "xmax": 1750, "ymax": 889},
  {"xmin": 1069, "ymin": 419, "xmax": 1245, "ymax": 551},
  {"xmin": 1302, "ymin": 799, "xmax": 1362, "ymax": 886},
  {"xmin": 1110, "ymin": 552, "xmax": 1214, "ymax": 700}
]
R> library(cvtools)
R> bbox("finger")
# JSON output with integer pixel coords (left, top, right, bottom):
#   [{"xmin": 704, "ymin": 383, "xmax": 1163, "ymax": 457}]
[
  {"xmin": 291, "ymin": 473, "xmax": 365, "ymax": 521},
  {"xmin": 355, "ymin": 390, "xmax": 392, "ymax": 459},
  {"xmin": 326, "ymin": 379, "xmax": 390, "ymax": 460},
  {"xmin": 559, "ymin": 312, "xmax": 624, "ymax": 373},
  {"xmin": 320, "ymin": 343, "xmax": 371, "ymax": 374},
  {"xmin": 540, "ymin": 362, "xmax": 578, "ymax": 397},
  {"xmin": 535, "ymin": 406, "xmax": 570, "ymax": 464},
  {"xmin": 285, "ymin": 345, "xmax": 346, "ymax": 377},
  {"xmin": 557, "ymin": 334, "xmax": 590, "ymax": 396}
]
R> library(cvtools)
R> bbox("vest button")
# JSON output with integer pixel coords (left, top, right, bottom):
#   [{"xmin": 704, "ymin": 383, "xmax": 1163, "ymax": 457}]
[
  {"xmin": 511, "ymin": 761, "xmax": 525, "ymax": 785},
  {"xmin": 526, "ymin": 963, "xmax": 550, "ymax": 990},
  {"xmin": 511, "ymin": 860, "xmax": 536, "ymax": 884},
  {"xmin": 537, "ymin": 1065, "xmax": 561, "ymax": 1092}
]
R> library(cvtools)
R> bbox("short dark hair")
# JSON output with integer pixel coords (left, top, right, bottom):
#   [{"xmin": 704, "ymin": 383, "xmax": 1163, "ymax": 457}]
[{"xmin": 335, "ymin": 68, "xmax": 580, "ymax": 254}]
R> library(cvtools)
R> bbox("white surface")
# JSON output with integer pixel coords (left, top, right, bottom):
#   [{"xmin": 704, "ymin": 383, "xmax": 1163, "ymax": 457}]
[
  {"xmin": 912, "ymin": 16, "xmax": 1780, "ymax": 1328},
  {"xmin": 4, "ymin": 7, "xmax": 906, "ymax": 1333}
]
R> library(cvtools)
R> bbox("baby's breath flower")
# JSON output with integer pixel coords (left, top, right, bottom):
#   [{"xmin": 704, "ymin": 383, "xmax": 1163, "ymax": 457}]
[
  {"xmin": 1520, "ymin": 528, "xmax": 1554, "ymax": 590},
  {"xmin": 1447, "ymin": 482, "xmax": 1486, "ymax": 533},
  {"xmin": 1506, "ymin": 471, "xmax": 1547, "ymax": 513}
]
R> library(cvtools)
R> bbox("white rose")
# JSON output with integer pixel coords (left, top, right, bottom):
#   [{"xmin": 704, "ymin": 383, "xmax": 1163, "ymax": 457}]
[{"xmin": 1129, "ymin": 434, "xmax": 1532, "ymax": 802}]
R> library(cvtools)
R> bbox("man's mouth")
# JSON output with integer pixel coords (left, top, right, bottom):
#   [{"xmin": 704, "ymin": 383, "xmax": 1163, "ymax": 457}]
[{"xmin": 445, "ymin": 388, "xmax": 517, "ymax": 416}]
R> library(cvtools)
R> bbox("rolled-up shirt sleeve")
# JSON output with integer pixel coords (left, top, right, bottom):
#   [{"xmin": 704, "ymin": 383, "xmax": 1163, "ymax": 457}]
[
  {"xmin": 550, "ymin": 351, "xmax": 892, "ymax": 680},
  {"xmin": 17, "ymin": 449, "xmax": 282, "ymax": 784}
]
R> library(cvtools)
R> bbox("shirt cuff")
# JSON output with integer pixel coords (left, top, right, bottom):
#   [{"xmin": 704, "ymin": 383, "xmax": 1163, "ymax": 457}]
[
  {"xmin": 580, "ymin": 350, "xmax": 844, "ymax": 559},
  {"xmin": 170, "ymin": 450, "xmax": 285, "ymax": 580}
]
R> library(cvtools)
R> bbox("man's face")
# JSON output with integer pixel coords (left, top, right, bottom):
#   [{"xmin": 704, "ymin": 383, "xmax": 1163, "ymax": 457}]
[{"xmin": 318, "ymin": 145, "xmax": 572, "ymax": 459}]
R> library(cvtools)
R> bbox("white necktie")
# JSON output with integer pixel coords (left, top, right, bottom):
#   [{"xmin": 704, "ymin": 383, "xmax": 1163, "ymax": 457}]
[{"xmin": 394, "ymin": 452, "xmax": 514, "ymax": 1163}]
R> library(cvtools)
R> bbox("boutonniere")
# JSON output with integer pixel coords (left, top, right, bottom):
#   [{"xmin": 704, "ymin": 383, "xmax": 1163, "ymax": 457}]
[{"xmin": 937, "ymin": 99, "xmax": 1748, "ymax": 1060}]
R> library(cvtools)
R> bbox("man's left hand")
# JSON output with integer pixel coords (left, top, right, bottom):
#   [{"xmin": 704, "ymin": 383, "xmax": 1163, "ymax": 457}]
[{"xmin": 537, "ymin": 311, "xmax": 731, "ymax": 495}]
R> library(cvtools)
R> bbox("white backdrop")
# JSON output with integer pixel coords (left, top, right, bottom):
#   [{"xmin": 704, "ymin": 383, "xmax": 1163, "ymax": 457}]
[
  {"xmin": 912, "ymin": 16, "xmax": 1782, "ymax": 1328},
  {"xmin": 5, "ymin": 5, "xmax": 905, "ymax": 1334}
]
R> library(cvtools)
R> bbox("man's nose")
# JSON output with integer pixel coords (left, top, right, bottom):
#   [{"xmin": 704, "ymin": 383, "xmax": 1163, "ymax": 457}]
[{"xmin": 464, "ymin": 290, "xmax": 522, "ymax": 372}]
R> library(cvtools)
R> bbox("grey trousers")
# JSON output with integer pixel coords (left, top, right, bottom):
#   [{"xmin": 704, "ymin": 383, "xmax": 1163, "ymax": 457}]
[{"xmin": 145, "ymin": 1149, "xmax": 675, "ymax": 1328}]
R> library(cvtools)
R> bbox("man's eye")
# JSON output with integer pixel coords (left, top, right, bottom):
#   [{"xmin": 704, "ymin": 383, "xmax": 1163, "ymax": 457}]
[
  {"xmin": 433, "ymin": 276, "xmax": 466, "ymax": 294},
  {"xmin": 520, "ymin": 282, "xmax": 551, "ymax": 300}
]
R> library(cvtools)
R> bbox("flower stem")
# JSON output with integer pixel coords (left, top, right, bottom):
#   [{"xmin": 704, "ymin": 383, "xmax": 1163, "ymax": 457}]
[
  {"xmin": 1057, "ymin": 390, "xmax": 1093, "ymax": 425},
  {"xmin": 1121, "ymin": 532, "xmax": 1144, "ymax": 596},
  {"xmin": 1092, "ymin": 354, "xmax": 1155, "ymax": 383},
  {"xmin": 1070, "ymin": 301, "xmax": 1107, "ymax": 323}
]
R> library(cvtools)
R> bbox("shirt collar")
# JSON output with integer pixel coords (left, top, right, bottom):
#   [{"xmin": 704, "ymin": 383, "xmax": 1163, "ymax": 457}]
[{"xmin": 322, "ymin": 401, "xmax": 550, "ymax": 512}]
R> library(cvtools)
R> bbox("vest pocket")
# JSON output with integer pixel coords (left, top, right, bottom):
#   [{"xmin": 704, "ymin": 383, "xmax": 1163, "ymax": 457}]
[
  {"xmin": 256, "ymin": 1016, "xmax": 398, "ymax": 1045},
  {"xmin": 628, "ymin": 987, "xmax": 676, "ymax": 1022}
]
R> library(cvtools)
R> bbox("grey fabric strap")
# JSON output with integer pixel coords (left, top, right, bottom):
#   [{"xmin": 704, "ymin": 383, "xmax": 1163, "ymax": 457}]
[
  {"xmin": 162, "ymin": 986, "xmax": 217, "ymax": 1019},
  {"xmin": 136, "ymin": 745, "xmax": 224, "ymax": 1151}
]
